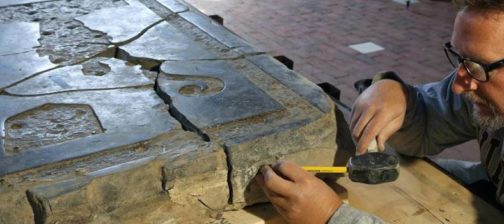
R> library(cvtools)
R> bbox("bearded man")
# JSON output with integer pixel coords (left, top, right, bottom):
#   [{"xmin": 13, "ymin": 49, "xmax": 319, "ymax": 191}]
[{"xmin": 256, "ymin": 0, "xmax": 504, "ymax": 223}]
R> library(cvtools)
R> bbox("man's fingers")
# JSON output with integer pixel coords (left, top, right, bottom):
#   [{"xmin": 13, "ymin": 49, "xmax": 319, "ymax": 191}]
[
  {"xmin": 255, "ymin": 175, "xmax": 290, "ymax": 208},
  {"xmin": 257, "ymin": 165, "xmax": 296, "ymax": 197},
  {"xmin": 376, "ymin": 115, "xmax": 404, "ymax": 150},
  {"xmin": 351, "ymin": 107, "xmax": 374, "ymax": 141},
  {"xmin": 350, "ymin": 102, "xmax": 362, "ymax": 131},
  {"xmin": 272, "ymin": 161, "xmax": 308, "ymax": 183}
]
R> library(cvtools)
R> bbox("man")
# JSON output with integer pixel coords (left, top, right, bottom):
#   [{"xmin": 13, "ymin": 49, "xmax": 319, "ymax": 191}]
[{"xmin": 256, "ymin": 0, "xmax": 504, "ymax": 223}]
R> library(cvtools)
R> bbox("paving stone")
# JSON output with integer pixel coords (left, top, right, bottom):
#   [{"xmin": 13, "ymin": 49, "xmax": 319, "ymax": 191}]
[
  {"xmin": 158, "ymin": 59, "xmax": 283, "ymax": 128},
  {"xmin": 0, "ymin": 88, "xmax": 178, "ymax": 176},
  {"xmin": 6, "ymin": 57, "xmax": 153, "ymax": 95},
  {"xmin": 76, "ymin": 0, "xmax": 163, "ymax": 44},
  {"xmin": 157, "ymin": 0, "xmax": 189, "ymax": 13},
  {"xmin": 348, "ymin": 42, "xmax": 385, "ymax": 54}
]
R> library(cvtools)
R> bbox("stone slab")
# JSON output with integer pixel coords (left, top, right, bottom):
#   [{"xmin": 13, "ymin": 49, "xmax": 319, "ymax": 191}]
[
  {"xmin": 0, "ymin": 0, "xmax": 126, "ymax": 66},
  {"xmin": 247, "ymin": 54, "xmax": 330, "ymax": 113},
  {"xmin": 180, "ymin": 11, "xmax": 257, "ymax": 54},
  {"xmin": 119, "ymin": 21, "xmax": 222, "ymax": 66},
  {"xmin": 76, "ymin": 0, "xmax": 162, "ymax": 44},
  {"xmin": 0, "ymin": 22, "xmax": 40, "ymax": 55},
  {"xmin": 0, "ymin": 50, "xmax": 56, "ymax": 90},
  {"xmin": 26, "ymin": 156, "xmax": 163, "ymax": 224},
  {"xmin": 0, "ymin": 88, "xmax": 179, "ymax": 176},
  {"xmin": 6, "ymin": 57, "xmax": 153, "ymax": 95},
  {"xmin": 23, "ymin": 137, "xmax": 228, "ymax": 223},
  {"xmin": 0, "ymin": 22, "xmax": 57, "ymax": 89},
  {"xmin": 158, "ymin": 60, "xmax": 283, "ymax": 128},
  {"xmin": 225, "ymin": 110, "xmax": 337, "ymax": 207},
  {"xmin": 157, "ymin": 0, "xmax": 188, "ymax": 13},
  {"xmin": 0, "ymin": 0, "xmax": 57, "ymax": 8}
]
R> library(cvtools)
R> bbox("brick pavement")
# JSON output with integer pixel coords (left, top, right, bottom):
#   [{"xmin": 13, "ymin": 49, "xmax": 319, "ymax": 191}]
[{"xmin": 184, "ymin": 0, "xmax": 480, "ymax": 161}]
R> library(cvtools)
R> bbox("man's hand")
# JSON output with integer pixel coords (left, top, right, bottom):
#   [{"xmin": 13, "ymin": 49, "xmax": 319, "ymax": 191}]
[
  {"xmin": 351, "ymin": 79, "xmax": 408, "ymax": 154},
  {"xmin": 255, "ymin": 161, "xmax": 342, "ymax": 224}
]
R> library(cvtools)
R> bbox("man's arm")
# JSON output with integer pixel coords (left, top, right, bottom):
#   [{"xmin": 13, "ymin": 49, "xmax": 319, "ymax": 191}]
[
  {"xmin": 387, "ymin": 73, "xmax": 477, "ymax": 156},
  {"xmin": 256, "ymin": 161, "xmax": 385, "ymax": 224},
  {"xmin": 351, "ymin": 72, "xmax": 477, "ymax": 156}
]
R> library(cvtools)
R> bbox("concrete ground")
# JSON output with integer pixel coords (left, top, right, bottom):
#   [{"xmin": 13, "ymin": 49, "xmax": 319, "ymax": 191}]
[{"xmin": 184, "ymin": 0, "xmax": 480, "ymax": 162}]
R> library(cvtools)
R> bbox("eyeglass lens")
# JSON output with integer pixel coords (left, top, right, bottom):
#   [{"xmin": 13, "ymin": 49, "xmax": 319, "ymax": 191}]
[
  {"xmin": 463, "ymin": 61, "xmax": 486, "ymax": 81},
  {"xmin": 445, "ymin": 47, "xmax": 487, "ymax": 81}
]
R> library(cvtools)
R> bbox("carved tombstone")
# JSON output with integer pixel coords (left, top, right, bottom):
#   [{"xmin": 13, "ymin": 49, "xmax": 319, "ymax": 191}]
[{"xmin": 0, "ymin": 0, "xmax": 337, "ymax": 223}]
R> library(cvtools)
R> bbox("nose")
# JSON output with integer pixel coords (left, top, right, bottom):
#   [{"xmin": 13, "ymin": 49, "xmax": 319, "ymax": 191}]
[{"xmin": 451, "ymin": 64, "xmax": 478, "ymax": 94}]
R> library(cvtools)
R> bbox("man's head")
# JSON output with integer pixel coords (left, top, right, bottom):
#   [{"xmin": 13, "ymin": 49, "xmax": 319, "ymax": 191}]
[{"xmin": 450, "ymin": 0, "xmax": 504, "ymax": 130}]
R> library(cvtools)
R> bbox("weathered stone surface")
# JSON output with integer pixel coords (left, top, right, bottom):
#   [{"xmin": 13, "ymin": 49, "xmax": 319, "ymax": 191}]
[
  {"xmin": 0, "ymin": 129, "xmax": 220, "ymax": 224},
  {"xmin": 118, "ymin": 22, "xmax": 215, "ymax": 67},
  {"xmin": 158, "ymin": 60, "xmax": 283, "ymax": 128},
  {"xmin": 26, "ymin": 157, "xmax": 162, "ymax": 224},
  {"xmin": 0, "ymin": 0, "xmax": 57, "ymax": 8},
  {"xmin": 160, "ymin": 140, "xmax": 228, "ymax": 210},
  {"xmin": 0, "ymin": 0, "xmax": 339, "ymax": 223},
  {"xmin": 118, "ymin": 16, "xmax": 241, "ymax": 69},
  {"xmin": 177, "ymin": 56, "xmax": 337, "ymax": 207},
  {"xmin": 0, "ymin": 22, "xmax": 57, "ymax": 89},
  {"xmin": 76, "ymin": 0, "xmax": 162, "ymax": 44},
  {"xmin": 0, "ymin": 88, "xmax": 178, "ymax": 176},
  {"xmin": 0, "ymin": 22, "xmax": 40, "ymax": 55},
  {"xmin": 180, "ymin": 11, "xmax": 257, "ymax": 54},
  {"xmin": 158, "ymin": 0, "xmax": 189, "ymax": 13},
  {"xmin": 248, "ymin": 54, "xmax": 330, "ymax": 113},
  {"xmin": 6, "ymin": 57, "xmax": 153, "ymax": 95},
  {"xmin": 225, "ymin": 108, "xmax": 337, "ymax": 206},
  {"xmin": 0, "ymin": 51, "xmax": 56, "ymax": 90},
  {"xmin": 20, "ymin": 134, "xmax": 227, "ymax": 224},
  {"xmin": 156, "ymin": 54, "xmax": 336, "ymax": 208},
  {"xmin": 4, "ymin": 104, "xmax": 103, "ymax": 156},
  {"xmin": 0, "ymin": 0, "xmax": 125, "ymax": 65}
]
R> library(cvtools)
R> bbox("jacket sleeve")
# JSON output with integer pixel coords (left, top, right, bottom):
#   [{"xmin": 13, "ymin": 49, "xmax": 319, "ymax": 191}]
[
  {"xmin": 387, "ymin": 72, "xmax": 478, "ymax": 156},
  {"xmin": 327, "ymin": 203, "xmax": 385, "ymax": 224}
]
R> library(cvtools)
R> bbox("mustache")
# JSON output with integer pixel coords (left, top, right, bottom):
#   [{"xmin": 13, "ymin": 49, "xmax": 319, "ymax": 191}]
[
  {"xmin": 462, "ymin": 92, "xmax": 501, "ymax": 114},
  {"xmin": 462, "ymin": 92, "xmax": 489, "ymax": 105}
]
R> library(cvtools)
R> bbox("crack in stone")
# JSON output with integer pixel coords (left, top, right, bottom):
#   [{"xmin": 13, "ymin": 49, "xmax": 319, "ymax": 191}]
[
  {"xmin": 26, "ymin": 190, "xmax": 49, "ymax": 224},
  {"xmin": 0, "ymin": 50, "xmax": 34, "ymax": 57},
  {"xmin": 110, "ymin": 18, "xmax": 165, "ymax": 46},
  {"xmin": 3, "ymin": 84, "xmax": 155, "ymax": 97},
  {"xmin": 154, "ymin": 75, "xmax": 210, "ymax": 142},
  {"xmin": 0, "ymin": 65, "xmax": 62, "ymax": 92},
  {"xmin": 223, "ymin": 145, "xmax": 234, "ymax": 205}
]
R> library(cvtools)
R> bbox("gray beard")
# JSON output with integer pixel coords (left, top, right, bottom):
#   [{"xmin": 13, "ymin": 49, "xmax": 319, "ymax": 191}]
[{"xmin": 463, "ymin": 92, "xmax": 504, "ymax": 131}]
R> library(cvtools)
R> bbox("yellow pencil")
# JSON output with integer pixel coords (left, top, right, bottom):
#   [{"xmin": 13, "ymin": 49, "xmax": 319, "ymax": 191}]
[{"xmin": 302, "ymin": 166, "xmax": 347, "ymax": 173}]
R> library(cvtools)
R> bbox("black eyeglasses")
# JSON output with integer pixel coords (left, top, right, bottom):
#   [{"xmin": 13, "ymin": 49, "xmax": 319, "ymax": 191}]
[{"xmin": 443, "ymin": 42, "xmax": 504, "ymax": 82}]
